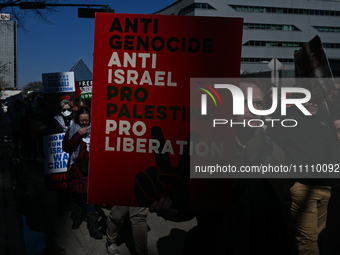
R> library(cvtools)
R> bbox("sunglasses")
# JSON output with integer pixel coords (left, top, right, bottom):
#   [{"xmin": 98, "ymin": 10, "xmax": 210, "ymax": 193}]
[{"xmin": 61, "ymin": 108, "xmax": 70, "ymax": 112}]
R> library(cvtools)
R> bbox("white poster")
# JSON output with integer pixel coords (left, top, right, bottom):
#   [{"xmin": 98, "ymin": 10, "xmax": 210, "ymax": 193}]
[
  {"xmin": 43, "ymin": 133, "xmax": 69, "ymax": 174},
  {"xmin": 42, "ymin": 71, "xmax": 75, "ymax": 93}
]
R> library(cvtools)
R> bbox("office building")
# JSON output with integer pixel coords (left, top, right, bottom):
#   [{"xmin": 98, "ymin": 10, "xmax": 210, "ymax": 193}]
[
  {"xmin": 154, "ymin": 0, "xmax": 340, "ymax": 76},
  {"xmin": 70, "ymin": 58, "xmax": 93, "ymax": 82},
  {"xmin": 0, "ymin": 13, "xmax": 17, "ymax": 88}
]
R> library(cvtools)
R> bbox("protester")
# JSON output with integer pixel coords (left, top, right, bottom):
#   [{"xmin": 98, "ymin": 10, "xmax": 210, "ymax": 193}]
[
  {"xmin": 324, "ymin": 79, "xmax": 340, "ymax": 253},
  {"xmin": 149, "ymin": 77, "xmax": 297, "ymax": 255},
  {"xmin": 325, "ymin": 80, "xmax": 340, "ymax": 138},
  {"xmin": 7, "ymin": 99, "xmax": 25, "ymax": 157},
  {"xmin": 28, "ymin": 96, "xmax": 46, "ymax": 162},
  {"xmin": 51, "ymin": 100, "xmax": 74, "ymax": 134},
  {"xmin": 46, "ymin": 99, "xmax": 75, "ymax": 216},
  {"xmin": 106, "ymin": 206, "xmax": 148, "ymax": 255},
  {"xmin": 266, "ymin": 80, "xmax": 340, "ymax": 255},
  {"xmin": 62, "ymin": 107, "xmax": 102, "ymax": 239}
]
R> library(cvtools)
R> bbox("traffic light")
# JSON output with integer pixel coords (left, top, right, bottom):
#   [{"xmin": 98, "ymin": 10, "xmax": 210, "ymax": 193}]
[
  {"xmin": 20, "ymin": 2, "xmax": 45, "ymax": 9},
  {"xmin": 78, "ymin": 8, "xmax": 114, "ymax": 18}
]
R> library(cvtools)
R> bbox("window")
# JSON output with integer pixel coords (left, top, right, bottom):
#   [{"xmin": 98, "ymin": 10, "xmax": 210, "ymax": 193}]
[
  {"xmin": 243, "ymin": 23, "xmax": 300, "ymax": 31},
  {"xmin": 244, "ymin": 40, "xmax": 311, "ymax": 48},
  {"xmin": 241, "ymin": 58, "xmax": 294, "ymax": 63},
  {"xmin": 243, "ymin": 41, "xmax": 340, "ymax": 48},
  {"xmin": 313, "ymin": 26, "xmax": 340, "ymax": 33},
  {"xmin": 229, "ymin": 5, "xmax": 340, "ymax": 16},
  {"xmin": 179, "ymin": 3, "xmax": 216, "ymax": 15}
]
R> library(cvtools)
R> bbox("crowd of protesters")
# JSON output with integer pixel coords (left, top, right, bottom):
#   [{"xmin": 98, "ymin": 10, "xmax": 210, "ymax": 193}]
[
  {"xmin": 151, "ymin": 75, "xmax": 340, "ymax": 255},
  {"xmin": 3, "ymin": 96, "xmax": 148, "ymax": 254},
  {"xmin": 6, "ymin": 95, "xmax": 46, "ymax": 164},
  {"xmin": 2, "ymin": 75, "xmax": 340, "ymax": 255}
]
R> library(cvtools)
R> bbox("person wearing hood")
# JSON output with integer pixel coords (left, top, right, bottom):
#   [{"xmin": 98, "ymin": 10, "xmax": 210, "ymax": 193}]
[{"xmin": 51, "ymin": 100, "xmax": 74, "ymax": 134}]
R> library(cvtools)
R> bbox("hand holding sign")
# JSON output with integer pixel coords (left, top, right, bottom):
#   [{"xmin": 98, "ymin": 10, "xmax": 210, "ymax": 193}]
[
  {"xmin": 150, "ymin": 196, "xmax": 179, "ymax": 220},
  {"xmin": 78, "ymin": 127, "xmax": 88, "ymax": 135},
  {"xmin": 134, "ymin": 126, "xmax": 198, "ymax": 209}
]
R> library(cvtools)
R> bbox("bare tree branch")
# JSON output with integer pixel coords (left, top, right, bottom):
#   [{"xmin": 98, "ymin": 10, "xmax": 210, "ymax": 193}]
[
  {"xmin": 0, "ymin": 0, "xmax": 64, "ymax": 30},
  {"xmin": 22, "ymin": 81, "xmax": 43, "ymax": 96}
]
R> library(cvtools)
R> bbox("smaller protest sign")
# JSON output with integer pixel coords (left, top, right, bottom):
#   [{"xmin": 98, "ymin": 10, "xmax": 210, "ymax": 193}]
[
  {"xmin": 43, "ymin": 92, "xmax": 76, "ymax": 117},
  {"xmin": 294, "ymin": 35, "xmax": 335, "ymax": 94},
  {"xmin": 42, "ymin": 72, "xmax": 75, "ymax": 94},
  {"xmin": 43, "ymin": 133, "xmax": 69, "ymax": 190},
  {"xmin": 76, "ymin": 80, "xmax": 93, "ymax": 100},
  {"xmin": 42, "ymin": 71, "xmax": 76, "ymax": 191},
  {"xmin": 45, "ymin": 172, "xmax": 68, "ymax": 190}
]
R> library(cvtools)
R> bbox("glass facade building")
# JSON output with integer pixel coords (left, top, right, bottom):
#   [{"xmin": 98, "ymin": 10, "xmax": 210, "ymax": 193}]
[
  {"xmin": 0, "ymin": 15, "xmax": 17, "ymax": 88},
  {"xmin": 154, "ymin": 0, "xmax": 340, "ymax": 76}
]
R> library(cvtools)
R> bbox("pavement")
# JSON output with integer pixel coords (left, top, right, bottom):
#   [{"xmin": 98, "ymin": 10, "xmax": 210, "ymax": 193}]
[{"xmin": 0, "ymin": 115, "xmax": 197, "ymax": 255}]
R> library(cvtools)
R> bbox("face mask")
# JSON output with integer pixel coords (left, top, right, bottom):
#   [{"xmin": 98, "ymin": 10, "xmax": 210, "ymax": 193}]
[{"xmin": 62, "ymin": 110, "xmax": 72, "ymax": 117}]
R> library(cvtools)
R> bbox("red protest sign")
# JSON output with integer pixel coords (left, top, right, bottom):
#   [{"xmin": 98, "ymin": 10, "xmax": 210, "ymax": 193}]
[{"xmin": 88, "ymin": 13, "xmax": 243, "ymax": 210}]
